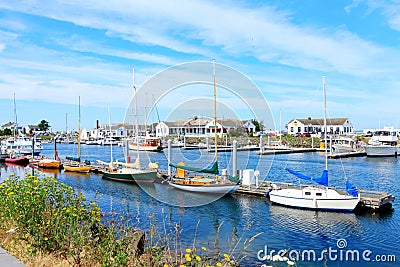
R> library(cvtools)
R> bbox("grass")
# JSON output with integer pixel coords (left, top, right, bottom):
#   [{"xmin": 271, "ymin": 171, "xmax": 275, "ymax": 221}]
[{"xmin": 0, "ymin": 173, "xmax": 262, "ymax": 266}]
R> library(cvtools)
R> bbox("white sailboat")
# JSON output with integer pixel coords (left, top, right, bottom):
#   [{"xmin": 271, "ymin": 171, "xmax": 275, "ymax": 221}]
[
  {"xmin": 102, "ymin": 69, "xmax": 157, "ymax": 184},
  {"xmin": 168, "ymin": 60, "xmax": 240, "ymax": 194},
  {"xmin": 269, "ymin": 76, "xmax": 360, "ymax": 212}
]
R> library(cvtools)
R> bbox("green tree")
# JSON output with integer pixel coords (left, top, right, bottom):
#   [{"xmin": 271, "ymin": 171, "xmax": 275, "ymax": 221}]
[
  {"xmin": 38, "ymin": 119, "xmax": 50, "ymax": 132},
  {"xmin": 3, "ymin": 128, "xmax": 11, "ymax": 136},
  {"xmin": 251, "ymin": 119, "xmax": 264, "ymax": 132}
]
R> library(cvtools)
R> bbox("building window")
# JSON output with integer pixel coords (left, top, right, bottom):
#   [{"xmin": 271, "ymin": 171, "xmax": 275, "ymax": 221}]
[
  {"xmin": 290, "ymin": 127, "xmax": 294, "ymax": 133},
  {"xmin": 298, "ymin": 127, "xmax": 301, "ymax": 133}
]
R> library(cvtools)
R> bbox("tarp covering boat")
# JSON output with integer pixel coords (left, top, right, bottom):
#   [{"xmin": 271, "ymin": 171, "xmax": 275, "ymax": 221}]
[
  {"xmin": 285, "ymin": 167, "xmax": 329, "ymax": 186},
  {"xmin": 169, "ymin": 161, "xmax": 219, "ymax": 175},
  {"xmin": 346, "ymin": 181, "xmax": 358, "ymax": 197},
  {"xmin": 66, "ymin": 156, "xmax": 80, "ymax": 162}
]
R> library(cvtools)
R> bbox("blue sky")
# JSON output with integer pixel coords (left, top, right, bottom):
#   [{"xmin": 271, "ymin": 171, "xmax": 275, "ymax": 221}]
[{"xmin": 1, "ymin": 0, "xmax": 400, "ymax": 131}]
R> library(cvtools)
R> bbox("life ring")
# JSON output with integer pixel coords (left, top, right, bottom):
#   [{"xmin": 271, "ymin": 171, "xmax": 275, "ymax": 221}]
[{"xmin": 41, "ymin": 155, "xmax": 45, "ymax": 159}]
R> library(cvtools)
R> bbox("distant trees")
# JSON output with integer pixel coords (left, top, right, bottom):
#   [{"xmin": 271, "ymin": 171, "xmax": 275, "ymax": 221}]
[
  {"xmin": 251, "ymin": 119, "xmax": 264, "ymax": 132},
  {"xmin": 38, "ymin": 119, "xmax": 50, "ymax": 132}
]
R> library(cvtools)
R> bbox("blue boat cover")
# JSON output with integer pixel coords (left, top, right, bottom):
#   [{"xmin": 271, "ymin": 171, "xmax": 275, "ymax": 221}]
[
  {"xmin": 346, "ymin": 181, "xmax": 358, "ymax": 197},
  {"xmin": 285, "ymin": 167, "xmax": 329, "ymax": 186}
]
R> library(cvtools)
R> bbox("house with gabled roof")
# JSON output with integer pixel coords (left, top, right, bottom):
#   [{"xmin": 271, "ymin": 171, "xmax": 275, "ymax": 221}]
[
  {"xmin": 287, "ymin": 117, "xmax": 354, "ymax": 135},
  {"xmin": 155, "ymin": 117, "xmax": 250, "ymax": 137}
]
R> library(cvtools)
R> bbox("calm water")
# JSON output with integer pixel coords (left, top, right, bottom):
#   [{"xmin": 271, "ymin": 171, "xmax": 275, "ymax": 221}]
[{"xmin": 0, "ymin": 143, "xmax": 399, "ymax": 267}]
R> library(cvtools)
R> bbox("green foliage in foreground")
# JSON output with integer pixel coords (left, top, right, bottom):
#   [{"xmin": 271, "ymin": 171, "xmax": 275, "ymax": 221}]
[
  {"xmin": 0, "ymin": 173, "xmax": 262, "ymax": 267},
  {"xmin": 0, "ymin": 173, "xmax": 139, "ymax": 266}
]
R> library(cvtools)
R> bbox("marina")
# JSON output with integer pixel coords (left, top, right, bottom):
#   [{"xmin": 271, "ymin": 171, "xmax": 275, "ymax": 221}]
[
  {"xmin": 1, "ymin": 142, "xmax": 399, "ymax": 266},
  {"xmin": 1, "ymin": 144, "xmax": 400, "ymax": 266}
]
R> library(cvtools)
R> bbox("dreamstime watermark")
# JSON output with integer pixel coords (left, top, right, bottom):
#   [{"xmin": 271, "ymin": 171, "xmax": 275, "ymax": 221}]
[{"xmin": 257, "ymin": 238, "xmax": 397, "ymax": 264}]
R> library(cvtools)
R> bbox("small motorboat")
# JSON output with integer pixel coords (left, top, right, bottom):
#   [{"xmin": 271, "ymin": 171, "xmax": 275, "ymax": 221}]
[{"xmin": 38, "ymin": 159, "xmax": 61, "ymax": 169}]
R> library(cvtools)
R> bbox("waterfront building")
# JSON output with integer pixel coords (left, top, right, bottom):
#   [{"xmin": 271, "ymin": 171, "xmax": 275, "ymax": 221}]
[
  {"xmin": 155, "ymin": 117, "xmax": 254, "ymax": 138},
  {"xmin": 287, "ymin": 117, "xmax": 354, "ymax": 136}
]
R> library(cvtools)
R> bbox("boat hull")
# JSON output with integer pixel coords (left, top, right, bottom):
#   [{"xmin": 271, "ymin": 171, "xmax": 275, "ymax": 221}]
[
  {"xmin": 168, "ymin": 182, "xmax": 240, "ymax": 194},
  {"xmin": 269, "ymin": 187, "xmax": 359, "ymax": 212},
  {"xmin": 128, "ymin": 144, "xmax": 163, "ymax": 152},
  {"xmin": 365, "ymin": 145, "xmax": 398, "ymax": 157},
  {"xmin": 38, "ymin": 160, "xmax": 61, "ymax": 169},
  {"xmin": 63, "ymin": 165, "xmax": 91, "ymax": 173},
  {"xmin": 5, "ymin": 157, "xmax": 29, "ymax": 166},
  {"xmin": 102, "ymin": 170, "xmax": 157, "ymax": 183}
]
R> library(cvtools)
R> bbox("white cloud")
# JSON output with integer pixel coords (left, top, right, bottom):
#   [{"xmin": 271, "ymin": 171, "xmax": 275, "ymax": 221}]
[
  {"xmin": 1, "ymin": 0, "xmax": 399, "ymax": 77},
  {"xmin": 53, "ymin": 35, "xmax": 179, "ymax": 66}
]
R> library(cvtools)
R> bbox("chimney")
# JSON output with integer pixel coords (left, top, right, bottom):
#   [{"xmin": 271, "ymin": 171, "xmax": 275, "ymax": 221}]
[
  {"xmin": 96, "ymin": 120, "xmax": 99, "ymax": 129},
  {"xmin": 308, "ymin": 117, "xmax": 311, "ymax": 120}
]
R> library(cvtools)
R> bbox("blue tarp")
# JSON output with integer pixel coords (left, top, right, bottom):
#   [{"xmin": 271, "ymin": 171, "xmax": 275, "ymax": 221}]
[
  {"xmin": 285, "ymin": 167, "xmax": 329, "ymax": 187},
  {"xmin": 346, "ymin": 181, "xmax": 358, "ymax": 197}
]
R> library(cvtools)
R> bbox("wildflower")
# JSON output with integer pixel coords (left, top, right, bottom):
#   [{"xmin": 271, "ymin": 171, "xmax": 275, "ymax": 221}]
[
  {"xmin": 195, "ymin": 255, "xmax": 201, "ymax": 261},
  {"xmin": 185, "ymin": 254, "xmax": 192, "ymax": 262},
  {"xmin": 44, "ymin": 237, "xmax": 48, "ymax": 241},
  {"xmin": 216, "ymin": 263, "xmax": 222, "ymax": 267},
  {"xmin": 287, "ymin": 260, "xmax": 295, "ymax": 266},
  {"xmin": 6, "ymin": 228, "xmax": 18, "ymax": 233},
  {"xmin": 33, "ymin": 179, "xmax": 38, "ymax": 183},
  {"xmin": 163, "ymin": 264, "xmax": 169, "ymax": 267},
  {"xmin": 7, "ymin": 192, "xmax": 14, "ymax": 196},
  {"xmin": 66, "ymin": 209, "xmax": 70, "ymax": 213},
  {"xmin": 186, "ymin": 248, "xmax": 192, "ymax": 253},
  {"xmin": 202, "ymin": 246, "xmax": 207, "ymax": 251},
  {"xmin": 224, "ymin": 253, "xmax": 230, "ymax": 261},
  {"xmin": 272, "ymin": 255, "xmax": 284, "ymax": 261}
]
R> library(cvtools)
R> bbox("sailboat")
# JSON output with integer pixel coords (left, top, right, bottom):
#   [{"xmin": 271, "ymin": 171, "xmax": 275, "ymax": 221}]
[
  {"xmin": 102, "ymin": 70, "xmax": 157, "ymax": 183},
  {"xmin": 168, "ymin": 60, "xmax": 240, "ymax": 194},
  {"xmin": 268, "ymin": 76, "xmax": 359, "ymax": 212},
  {"xmin": 64, "ymin": 96, "xmax": 91, "ymax": 173}
]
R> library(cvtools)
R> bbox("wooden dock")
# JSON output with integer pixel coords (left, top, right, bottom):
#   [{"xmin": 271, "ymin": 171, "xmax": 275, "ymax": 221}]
[
  {"xmin": 257, "ymin": 148, "xmax": 317, "ymax": 155},
  {"xmin": 358, "ymin": 189, "xmax": 395, "ymax": 210},
  {"xmin": 234, "ymin": 181, "xmax": 395, "ymax": 212},
  {"xmin": 328, "ymin": 151, "xmax": 367, "ymax": 159}
]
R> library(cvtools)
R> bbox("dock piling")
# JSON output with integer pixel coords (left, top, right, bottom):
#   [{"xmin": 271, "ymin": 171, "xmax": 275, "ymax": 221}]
[{"xmin": 232, "ymin": 140, "xmax": 237, "ymax": 176}]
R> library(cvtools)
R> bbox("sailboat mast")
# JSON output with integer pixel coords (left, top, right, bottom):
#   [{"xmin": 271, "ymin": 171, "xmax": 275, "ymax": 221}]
[
  {"xmin": 133, "ymin": 66, "xmax": 140, "ymax": 154},
  {"xmin": 13, "ymin": 93, "xmax": 17, "ymax": 137},
  {"xmin": 213, "ymin": 60, "xmax": 218, "ymax": 163},
  {"xmin": 78, "ymin": 96, "xmax": 81, "ymax": 159},
  {"xmin": 323, "ymin": 76, "xmax": 328, "ymax": 170},
  {"xmin": 108, "ymin": 105, "xmax": 113, "ymax": 162}
]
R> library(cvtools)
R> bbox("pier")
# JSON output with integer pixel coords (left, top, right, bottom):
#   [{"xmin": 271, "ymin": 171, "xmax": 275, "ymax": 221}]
[
  {"xmin": 257, "ymin": 147, "xmax": 318, "ymax": 155},
  {"xmin": 328, "ymin": 151, "xmax": 367, "ymax": 159}
]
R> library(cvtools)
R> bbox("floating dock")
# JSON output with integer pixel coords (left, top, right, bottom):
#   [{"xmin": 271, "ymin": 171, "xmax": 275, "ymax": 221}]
[
  {"xmin": 257, "ymin": 148, "xmax": 317, "ymax": 155},
  {"xmin": 328, "ymin": 151, "xmax": 367, "ymax": 159},
  {"xmin": 235, "ymin": 181, "xmax": 395, "ymax": 212}
]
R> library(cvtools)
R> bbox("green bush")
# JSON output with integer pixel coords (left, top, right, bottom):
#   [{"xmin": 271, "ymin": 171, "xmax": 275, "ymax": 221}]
[{"xmin": 0, "ymin": 173, "xmax": 137, "ymax": 266}]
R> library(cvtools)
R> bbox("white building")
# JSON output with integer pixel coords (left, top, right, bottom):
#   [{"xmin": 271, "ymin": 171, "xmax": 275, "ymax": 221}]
[
  {"xmin": 242, "ymin": 120, "xmax": 256, "ymax": 134},
  {"xmin": 155, "ymin": 117, "xmax": 248, "ymax": 138},
  {"xmin": 287, "ymin": 117, "xmax": 354, "ymax": 135}
]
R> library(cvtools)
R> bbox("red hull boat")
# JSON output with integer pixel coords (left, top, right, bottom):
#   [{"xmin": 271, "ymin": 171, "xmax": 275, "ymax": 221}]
[{"xmin": 5, "ymin": 156, "xmax": 30, "ymax": 166}]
